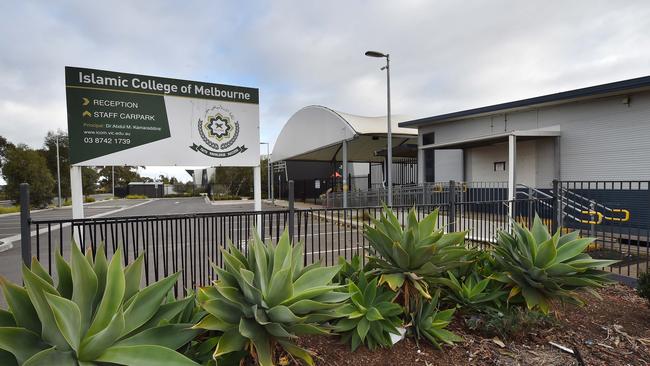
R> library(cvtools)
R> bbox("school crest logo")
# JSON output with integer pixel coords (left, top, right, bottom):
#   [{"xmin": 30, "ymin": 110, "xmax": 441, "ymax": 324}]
[{"xmin": 190, "ymin": 105, "xmax": 247, "ymax": 158}]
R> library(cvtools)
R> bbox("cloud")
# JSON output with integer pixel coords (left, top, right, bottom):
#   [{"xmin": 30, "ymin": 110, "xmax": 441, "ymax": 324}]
[{"xmin": 1, "ymin": 0, "xmax": 649, "ymax": 163}]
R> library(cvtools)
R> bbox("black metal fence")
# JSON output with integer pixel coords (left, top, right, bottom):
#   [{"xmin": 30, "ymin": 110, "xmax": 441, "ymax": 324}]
[
  {"xmin": 558, "ymin": 181, "xmax": 650, "ymax": 278},
  {"xmin": 23, "ymin": 198, "xmax": 557, "ymax": 295},
  {"xmin": 13, "ymin": 179, "xmax": 650, "ymax": 297}
]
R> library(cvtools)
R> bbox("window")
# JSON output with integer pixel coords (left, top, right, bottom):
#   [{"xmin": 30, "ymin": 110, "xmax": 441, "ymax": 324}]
[
  {"xmin": 494, "ymin": 161, "xmax": 506, "ymax": 171},
  {"xmin": 422, "ymin": 132, "xmax": 435, "ymax": 145}
]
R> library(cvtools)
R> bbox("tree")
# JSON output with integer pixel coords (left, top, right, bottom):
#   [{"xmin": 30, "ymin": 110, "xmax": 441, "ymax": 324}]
[
  {"xmin": 158, "ymin": 174, "xmax": 172, "ymax": 184},
  {"xmin": 2, "ymin": 144, "xmax": 55, "ymax": 206},
  {"xmin": 82, "ymin": 167, "xmax": 99, "ymax": 195},
  {"xmin": 41, "ymin": 130, "xmax": 71, "ymax": 198},
  {"xmin": 212, "ymin": 166, "xmax": 252, "ymax": 196},
  {"xmin": 210, "ymin": 158, "xmax": 269, "ymax": 198},
  {"xmin": 0, "ymin": 134, "xmax": 15, "ymax": 169},
  {"xmin": 98, "ymin": 166, "xmax": 142, "ymax": 191}
]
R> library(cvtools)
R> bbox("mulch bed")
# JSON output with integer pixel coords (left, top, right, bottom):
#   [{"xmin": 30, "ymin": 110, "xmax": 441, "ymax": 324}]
[{"xmin": 295, "ymin": 284, "xmax": 650, "ymax": 365}]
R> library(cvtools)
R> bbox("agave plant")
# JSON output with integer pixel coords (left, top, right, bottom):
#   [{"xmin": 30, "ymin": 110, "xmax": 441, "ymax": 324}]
[
  {"xmin": 0, "ymin": 243, "xmax": 200, "ymax": 366},
  {"xmin": 443, "ymin": 271, "xmax": 507, "ymax": 312},
  {"xmin": 364, "ymin": 206, "xmax": 468, "ymax": 310},
  {"xmin": 195, "ymin": 230, "xmax": 349, "ymax": 366},
  {"xmin": 412, "ymin": 290, "xmax": 462, "ymax": 349},
  {"xmin": 335, "ymin": 255, "xmax": 364, "ymax": 285},
  {"xmin": 492, "ymin": 215, "xmax": 618, "ymax": 313},
  {"xmin": 333, "ymin": 274, "xmax": 402, "ymax": 351}
]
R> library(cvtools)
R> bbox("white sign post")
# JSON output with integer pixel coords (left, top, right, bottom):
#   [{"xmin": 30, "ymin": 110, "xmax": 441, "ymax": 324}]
[{"xmin": 65, "ymin": 67, "xmax": 261, "ymax": 227}]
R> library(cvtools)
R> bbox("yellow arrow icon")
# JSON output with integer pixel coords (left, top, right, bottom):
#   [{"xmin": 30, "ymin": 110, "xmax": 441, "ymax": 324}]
[
  {"xmin": 82, "ymin": 97, "xmax": 90, "ymax": 106},
  {"xmin": 82, "ymin": 111, "xmax": 92, "ymax": 117}
]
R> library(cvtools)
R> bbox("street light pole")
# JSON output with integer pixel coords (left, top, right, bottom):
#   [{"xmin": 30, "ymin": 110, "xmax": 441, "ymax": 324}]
[
  {"xmin": 55, "ymin": 134, "xmax": 62, "ymax": 207},
  {"xmin": 260, "ymin": 142, "xmax": 271, "ymax": 200},
  {"xmin": 365, "ymin": 50, "xmax": 393, "ymax": 206}
]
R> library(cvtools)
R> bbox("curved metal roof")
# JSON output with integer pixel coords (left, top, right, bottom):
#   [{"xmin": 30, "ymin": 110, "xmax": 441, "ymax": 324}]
[{"xmin": 271, "ymin": 105, "xmax": 416, "ymax": 162}]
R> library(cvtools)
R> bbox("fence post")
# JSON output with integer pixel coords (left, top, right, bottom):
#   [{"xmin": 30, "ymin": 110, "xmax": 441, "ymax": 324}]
[
  {"xmin": 288, "ymin": 180, "xmax": 295, "ymax": 242},
  {"xmin": 20, "ymin": 183, "xmax": 31, "ymax": 268},
  {"xmin": 448, "ymin": 180, "xmax": 456, "ymax": 232},
  {"xmin": 589, "ymin": 200, "xmax": 596, "ymax": 238},
  {"xmin": 551, "ymin": 179, "xmax": 560, "ymax": 233},
  {"xmin": 527, "ymin": 186, "xmax": 534, "ymax": 228}
]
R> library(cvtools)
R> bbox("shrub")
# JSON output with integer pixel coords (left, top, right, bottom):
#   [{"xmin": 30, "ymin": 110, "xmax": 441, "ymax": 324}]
[
  {"xmin": 364, "ymin": 206, "xmax": 468, "ymax": 311},
  {"xmin": 195, "ymin": 230, "xmax": 348, "ymax": 366},
  {"xmin": 637, "ymin": 271, "xmax": 650, "ymax": 306},
  {"xmin": 83, "ymin": 196, "xmax": 95, "ymax": 203},
  {"xmin": 0, "ymin": 243, "xmax": 199, "ymax": 365},
  {"xmin": 492, "ymin": 215, "xmax": 618, "ymax": 313},
  {"xmin": 212, "ymin": 194, "xmax": 242, "ymax": 201},
  {"xmin": 334, "ymin": 274, "xmax": 402, "ymax": 351},
  {"xmin": 125, "ymin": 194, "xmax": 147, "ymax": 199},
  {"xmin": 163, "ymin": 193, "xmax": 194, "ymax": 198}
]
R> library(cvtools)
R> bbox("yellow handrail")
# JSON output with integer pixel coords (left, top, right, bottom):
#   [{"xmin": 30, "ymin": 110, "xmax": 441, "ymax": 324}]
[
  {"xmin": 579, "ymin": 210, "xmax": 603, "ymax": 225},
  {"xmin": 605, "ymin": 208, "xmax": 630, "ymax": 222}
]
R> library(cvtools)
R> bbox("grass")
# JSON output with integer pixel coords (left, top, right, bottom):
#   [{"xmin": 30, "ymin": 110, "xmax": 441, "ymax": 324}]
[
  {"xmin": 212, "ymin": 195, "xmax": 242, "ymax": 201},
  {"xmin": 0, "ymin": 206, "xmax": 20, "ymax": 214},
  {"xmin": 59, "ymin": 196, "xmax": 98, "ymax": 206},
  {"xmin": 125, "ymin": 194, "xmax": 148, "ymax": 199},
  {"xmin": 163, "ymin": 193, "xmax": 198, "ymax": 198}
]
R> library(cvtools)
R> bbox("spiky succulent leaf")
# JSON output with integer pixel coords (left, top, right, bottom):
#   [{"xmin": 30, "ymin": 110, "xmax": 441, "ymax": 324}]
[
  {"xmin": 197, "ymin": 229, "xmax": 348, "ymax": 365},
  {"xmin": 412, "ymin": 290, "xmax": 462, "ymax": 349},
  {"xmin": 0, "ymin": 246, "xmax": 199, "ymax": 365},
  {"xmin": 493, "ymin": 215, "xmax": 618, "ymax": 314},
  {"xmin": 365, "ymin": 206, "xmax": 469, "ymax": 309},
  {"xmin": 442, "ymin": 272, "xmax": 507, "ymax": 312},
  {"xmin": 334, "ymin": 275, "xmax": 402, "ymax": 351}
]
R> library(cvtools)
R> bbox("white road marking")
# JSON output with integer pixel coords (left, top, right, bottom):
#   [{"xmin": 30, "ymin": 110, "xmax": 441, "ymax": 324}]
[{"xmin": 0, "ymin": 199, "xmax": 154, "ymax": 252}]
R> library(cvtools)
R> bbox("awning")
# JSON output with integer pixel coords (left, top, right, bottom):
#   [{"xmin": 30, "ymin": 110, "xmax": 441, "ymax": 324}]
[{"xmin": 419, "ymin": 127, "xmax": 561, "ymax": 150}]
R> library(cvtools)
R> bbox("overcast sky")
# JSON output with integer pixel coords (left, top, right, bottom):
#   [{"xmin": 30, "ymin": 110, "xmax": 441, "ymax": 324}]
[{"xmin": 1, "ymin": 0, "xmax": 649, "ymax": 182}]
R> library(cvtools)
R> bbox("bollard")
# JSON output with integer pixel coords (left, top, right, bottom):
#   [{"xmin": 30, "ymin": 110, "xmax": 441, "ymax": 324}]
[
  {"xmin": 551, "ymin": 180, "xmax": 560, "ymax": 233},
  {"xmin": 288, "ymin": 180, "xmax": 295, "ymax": 242},
  {"xmin": 448, "ymin": 180, "xmax": 456, "ymax": 232},
  {"xmin": 527, "ymin": 187, "xmax": 534, "ymax": 228},
  {"xmin": 20, "ymin": 183, "xmax": 31, "ymax": 268}
]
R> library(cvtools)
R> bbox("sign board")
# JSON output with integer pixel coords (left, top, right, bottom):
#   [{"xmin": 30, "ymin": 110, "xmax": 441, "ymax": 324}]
[
  {"xmin": 65, "ymin": 67, "xmax": 259, "ymax": 166},
  {"xmin": 314, "ymin": 179, "xmax": 321, "ymax": 189}
]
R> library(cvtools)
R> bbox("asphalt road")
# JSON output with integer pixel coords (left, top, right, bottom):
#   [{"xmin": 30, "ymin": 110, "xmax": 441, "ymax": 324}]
[
  {"xmin": 0, "ymin": 197, "xmax": 336, "ymax": 302},
  {"xmin": 0, "ymin": 197, "xmax": 281, "ymax": 240},
  {"xmin": 103, "ymin": 198, "xmax": 280, "ymax": 217},
  {"xmin": 0, "ymin": 198, "xmax": 149, "ymax": 240}
]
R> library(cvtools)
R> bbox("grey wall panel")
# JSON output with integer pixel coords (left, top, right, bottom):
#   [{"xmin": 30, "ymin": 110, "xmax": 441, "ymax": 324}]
[
  {"xmin": 418, "ymin": 90, "xmax": 650, "ymax": 182},
  {"xmin": 434, "ymin": 149, "xmax": 463, "ymax": 182},
  {"xmin": 535, "ymin": 138, "xmax": 556, "ymax": 188},
  {"xmin": 462, "ymin": 141, "xmax": 536, "ymax": 186}
]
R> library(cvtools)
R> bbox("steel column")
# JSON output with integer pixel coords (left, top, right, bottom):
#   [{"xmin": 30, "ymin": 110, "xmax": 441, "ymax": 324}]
[
  {"xmin": 508, "ymin": 134, "xmax": 517, "ymax": 221},
  {"xmin": 342, "ymin": 140, "xmax": 348, "ymax": 208}
]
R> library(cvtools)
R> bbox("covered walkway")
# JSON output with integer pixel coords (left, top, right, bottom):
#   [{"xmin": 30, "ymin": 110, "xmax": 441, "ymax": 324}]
[{"xmin": 271, "ymin": 105, "xmax": 417, "ymax": 206}]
